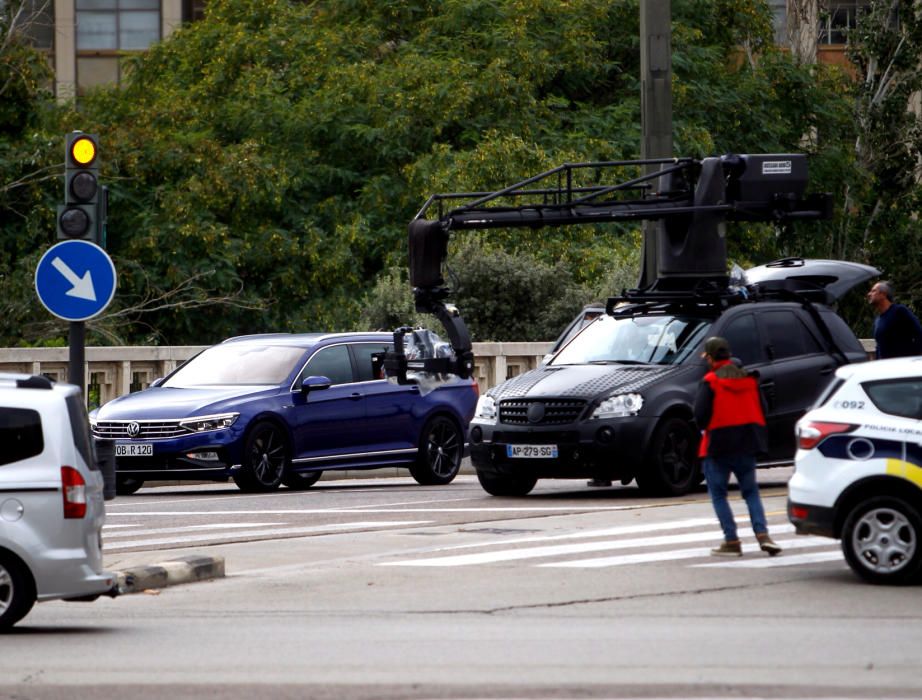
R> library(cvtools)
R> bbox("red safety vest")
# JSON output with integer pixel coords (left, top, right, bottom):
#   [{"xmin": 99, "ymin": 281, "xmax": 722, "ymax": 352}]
[{"xmin": 698, "ymin": 362, "xmax": 765, "ymax": 457}]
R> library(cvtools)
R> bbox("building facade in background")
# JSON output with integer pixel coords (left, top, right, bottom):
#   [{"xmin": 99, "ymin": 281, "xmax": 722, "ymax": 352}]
[
  {"xmin": 15, "ymin": 1, "xmax": 867, "ymax": 101},
  {"xmin": 15, "ymin": 0, "xmax": 205, "ymax": 99}
]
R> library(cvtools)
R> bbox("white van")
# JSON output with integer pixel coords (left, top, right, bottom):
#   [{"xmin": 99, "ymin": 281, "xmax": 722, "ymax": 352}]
[{"xmin": 0, "ymin": 373, "xmax": 117, "ymax": 629}]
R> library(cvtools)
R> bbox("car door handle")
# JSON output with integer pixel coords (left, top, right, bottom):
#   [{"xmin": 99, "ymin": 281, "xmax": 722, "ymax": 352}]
[
  {"xmin": 349, "ymin": 392, "xmax": 363, "ymax": 400},
  {"xmin": 820, "ymin": 365, "xmax": 835, "ymax": 375}
]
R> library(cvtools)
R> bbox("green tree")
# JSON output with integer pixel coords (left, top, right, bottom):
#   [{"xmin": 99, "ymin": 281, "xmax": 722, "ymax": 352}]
[{"xmin": 0, "ymin": 0, "xmax": 872, "ymax": 347}]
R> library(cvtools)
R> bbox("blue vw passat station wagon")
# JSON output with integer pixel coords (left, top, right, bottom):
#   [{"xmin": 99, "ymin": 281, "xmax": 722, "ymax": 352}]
[{"xmin": 90, "ymin": 333, "xmax": 478, "ymax": 494}]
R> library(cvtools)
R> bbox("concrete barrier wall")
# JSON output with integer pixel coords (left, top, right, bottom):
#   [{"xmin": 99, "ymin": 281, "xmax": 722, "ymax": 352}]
[
  {"xmin": 0, "ymin": 342, "xmax": 554, "ymax": 406},
  {"xmin": 0, "ymin": 339, "xmax": 876, "ymax": 407}
]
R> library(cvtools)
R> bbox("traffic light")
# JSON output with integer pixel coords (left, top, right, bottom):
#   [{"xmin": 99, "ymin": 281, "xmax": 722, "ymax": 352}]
[{"xmin": 57, "ymin": 132, "xmax": 100, "ymax": 242}]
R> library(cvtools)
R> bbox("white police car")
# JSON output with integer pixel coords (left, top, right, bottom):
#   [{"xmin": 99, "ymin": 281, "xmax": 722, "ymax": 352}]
[
  {"xmin": 0, "ymin": 373, "xmax": 117, "ymax": 629},
  {"xmin": 788, "ymin": 357, "xmax": 922, "ymax": 584}
]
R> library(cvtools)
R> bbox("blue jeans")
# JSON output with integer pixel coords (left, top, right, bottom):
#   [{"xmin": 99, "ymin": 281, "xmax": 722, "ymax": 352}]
[{"xmin": 703, "ymin": 455, "xmax": 768, "ymax": 542}]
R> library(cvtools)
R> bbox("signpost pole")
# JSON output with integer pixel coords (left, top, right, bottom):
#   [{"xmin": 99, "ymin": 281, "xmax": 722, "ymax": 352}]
[{"xmin": 68, "ymin": 321, "xmax": 85, "ymax": 392}]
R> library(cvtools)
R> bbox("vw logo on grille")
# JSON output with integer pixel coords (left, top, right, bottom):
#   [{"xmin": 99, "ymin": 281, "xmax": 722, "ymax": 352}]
[
  {"xmin": 527, "ymin": 402, "xmax": 546, "ymax": 424},
  {"xmin": 126, "ymin": 421, "xmax": 141, "ymax": 438}
]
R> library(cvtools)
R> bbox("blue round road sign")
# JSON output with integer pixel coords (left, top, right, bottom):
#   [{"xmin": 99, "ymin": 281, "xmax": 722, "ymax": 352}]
[{"xmin": 35, "ymin": 240, "xmax": 116, "ymax": 321}]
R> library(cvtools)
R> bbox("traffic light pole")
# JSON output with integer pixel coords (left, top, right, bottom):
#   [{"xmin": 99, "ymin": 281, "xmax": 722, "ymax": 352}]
[{"xmin": 68, "ymin": 321, "xmax": 85, "ymax": 391}]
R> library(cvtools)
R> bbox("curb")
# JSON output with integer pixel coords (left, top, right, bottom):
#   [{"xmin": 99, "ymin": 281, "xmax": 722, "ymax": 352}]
[{"xmin": 115, "ymin": 554, "xmax": 225, "ymax": 594}]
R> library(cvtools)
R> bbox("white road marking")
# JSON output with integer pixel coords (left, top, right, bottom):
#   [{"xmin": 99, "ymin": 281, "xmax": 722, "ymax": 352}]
[
  {"xmin": 103, "ymin": 522, "xmax": 285, "ymax": 538},
  {"xmin": 382, "ymin": 524, "xmax": 798, "ymax": 567},
  {"xmin": 542, "ymin": 535, "xmax": 832, "ymax": 568},
  {"xmin": 427, "ymin": 517, "xmax": 718, "ymax": 553},
  {"xmin": 104, "ymin": 520, "xmax": 432, "ymax": 550},
  {"xmin": 694, "ymin": 549, "xmax": 845, "ymax": 568},
  {"xmin": 106, "ymin": 506, "xmax": 639, "ymax": 516}
]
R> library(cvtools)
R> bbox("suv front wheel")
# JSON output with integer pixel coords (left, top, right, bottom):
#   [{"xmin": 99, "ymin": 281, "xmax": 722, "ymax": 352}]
[
  {"xmin": 636, "ymin": 418, "xmax": 700, "ymax": 497},
  {"xmin": 841, "ymin": 496, "xmax": 922, "ymax": 585}
]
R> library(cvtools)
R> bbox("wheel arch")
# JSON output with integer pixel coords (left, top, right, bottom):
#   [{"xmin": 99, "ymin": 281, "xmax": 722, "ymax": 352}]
[{"xmin": 833, "ymin": 476, "xmax": 922, "ymax": 538}]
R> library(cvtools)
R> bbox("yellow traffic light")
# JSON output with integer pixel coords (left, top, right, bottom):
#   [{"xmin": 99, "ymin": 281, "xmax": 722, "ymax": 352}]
[{"xmin": 70, "ymin": 136, "xmax": 97, "ymax": 166}]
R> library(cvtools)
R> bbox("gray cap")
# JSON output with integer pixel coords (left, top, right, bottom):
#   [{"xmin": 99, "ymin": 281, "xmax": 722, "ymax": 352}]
[{"xmin": 703, "ymin": 336, "xmax": 731, "ymax": 360}]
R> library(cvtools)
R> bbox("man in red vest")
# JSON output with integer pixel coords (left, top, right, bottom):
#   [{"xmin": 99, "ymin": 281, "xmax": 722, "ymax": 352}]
[{"xmin": 694, "ymin": 336, "xmax": 781, "ymax": 557}]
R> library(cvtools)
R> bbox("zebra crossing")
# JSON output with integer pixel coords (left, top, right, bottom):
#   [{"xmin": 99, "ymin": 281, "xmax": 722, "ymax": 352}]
[
  {"xmin": 379, "ymin": 516, "xmax": 844, "ymax": 570},
  {"xmin": 101, "ymin": 506, "xmax": 844, "ymax": 573}
]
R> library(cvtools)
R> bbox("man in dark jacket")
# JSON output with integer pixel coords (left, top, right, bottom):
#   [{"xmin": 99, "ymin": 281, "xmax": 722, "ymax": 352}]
[
  {"xmin": 868, "ymin": 280, "xmax": 922, "ymax": 358},
  {"xmin": 694, "ymin": 336, "xmax": 781, "ymax": 557}
]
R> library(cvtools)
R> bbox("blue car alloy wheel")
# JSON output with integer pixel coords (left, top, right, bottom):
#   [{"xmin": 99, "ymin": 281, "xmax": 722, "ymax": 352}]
[{"xmin": 233, "ymin": 421, "xmax": 289, "ymax": 492}]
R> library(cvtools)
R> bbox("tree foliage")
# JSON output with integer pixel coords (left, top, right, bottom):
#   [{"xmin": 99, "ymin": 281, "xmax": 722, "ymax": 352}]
[{"xmin": 1, "ymin": 0, "xmax": 909, "ymax": 346}]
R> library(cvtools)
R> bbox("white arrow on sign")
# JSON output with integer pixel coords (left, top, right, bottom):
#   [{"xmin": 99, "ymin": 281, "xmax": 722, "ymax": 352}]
[{"xmin": 51, "ymin": 256, "xmax": 97, "ymax": 302}]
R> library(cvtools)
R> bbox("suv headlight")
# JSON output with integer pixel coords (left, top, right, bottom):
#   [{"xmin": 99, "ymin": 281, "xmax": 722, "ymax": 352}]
[
  {"xmin": 179, "ymin": 413, "xmax": 239, "ymax": 433},
  {"xmin": 591, "ymin": 393, "xmax": 643, "ymax": 419},
  {"xmin": 473, "ymin": 395, "xmax": 497, "ymax": 424}
]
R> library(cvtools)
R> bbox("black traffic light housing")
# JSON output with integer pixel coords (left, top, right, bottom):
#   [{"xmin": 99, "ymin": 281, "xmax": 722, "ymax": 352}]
[{"xmin": 57, "ymin": 132, "xmax": 101, "ymax": 243}]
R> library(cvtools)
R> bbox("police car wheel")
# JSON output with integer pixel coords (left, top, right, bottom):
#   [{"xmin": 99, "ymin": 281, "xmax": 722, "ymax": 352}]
[
  {"xmin": 841, "ymin": 496, "xmax": 922, "ymax": 585},
  {"xmin": 0, "ymin": 555, "xmax": 36, "ymax": 630}
]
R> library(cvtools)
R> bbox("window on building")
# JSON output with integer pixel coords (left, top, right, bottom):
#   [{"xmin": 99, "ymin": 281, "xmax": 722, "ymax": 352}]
[
  {"xmin": 182, "ymin": 0, "xmax": 208, "ymax": 22},
  {"xmin": 76, "ymin": 0, "xmax": 161, "ymax": 51},
  {"xmin": 12, "ymin": 0, "xmax": 55, "ymax": 50},
  {"xmin": 819, "ymin": 2, "xmax": 870, "ymax": 45}
]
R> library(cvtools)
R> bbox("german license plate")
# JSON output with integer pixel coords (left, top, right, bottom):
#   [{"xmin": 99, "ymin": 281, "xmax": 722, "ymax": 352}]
[
  {"xmin": 506, "ymin": 444, "xmax": 558, "ymax": 459},
  {"xmin": 116, "ymin": 443, "xmax": 153, "ymax": 457}
]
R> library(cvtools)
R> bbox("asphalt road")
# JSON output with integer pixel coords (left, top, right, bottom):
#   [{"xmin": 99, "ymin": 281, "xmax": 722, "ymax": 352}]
[{"xmin": 3, "ymin": 466, "xmax": 921, "ymax": 700}]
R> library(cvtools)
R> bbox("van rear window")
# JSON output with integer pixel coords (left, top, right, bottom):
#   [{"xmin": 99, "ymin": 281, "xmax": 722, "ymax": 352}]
[
  {"xmin": 0, "ymin": 407, "xmax": 43, "ymax": 466},
  {"xmin": 65, "ymin": 394, "xmax": 97, "ymax": 470}
]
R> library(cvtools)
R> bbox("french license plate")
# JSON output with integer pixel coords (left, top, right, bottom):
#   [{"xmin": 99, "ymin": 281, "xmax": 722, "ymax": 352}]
[
  {"xmin": 506, "ymin": 444, "xmax": 558, "ymax": 459},
  {"xmin": 116, "ymin": 443, "xmax": 153, "ymax": 457}
]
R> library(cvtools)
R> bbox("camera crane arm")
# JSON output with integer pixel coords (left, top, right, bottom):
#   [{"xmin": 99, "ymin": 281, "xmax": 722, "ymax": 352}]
[{"xmin": 384, "ymin": 153, "xmax": 832, "ymax": 384}]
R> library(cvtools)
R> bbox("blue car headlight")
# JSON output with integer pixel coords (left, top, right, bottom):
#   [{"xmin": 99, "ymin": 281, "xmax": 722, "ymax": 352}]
[
  {"xmin": 590, "ymin": 393, "xmax": 643, "ymax": 419},
  {"xmin": 179, "ymin": 413, "xmax": 239, "ymax": 433}
]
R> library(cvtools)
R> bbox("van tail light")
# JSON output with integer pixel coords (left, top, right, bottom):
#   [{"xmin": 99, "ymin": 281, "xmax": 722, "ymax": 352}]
[
  {"xmin": 797, "ymin": 421, "xmax": 858, "ymax": 450},
  {"xmin": 61, "ymin": 466, "xmax": 87, "ymax": 519}
]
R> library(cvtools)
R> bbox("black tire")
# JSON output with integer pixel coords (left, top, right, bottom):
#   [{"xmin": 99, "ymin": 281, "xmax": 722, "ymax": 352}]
[
  {"xmin": 636, "ymin": 417, "xmax": 700, "ymax": 496},
  {"xmin": 0, "ymin": 555, "xmax": 36, "ymax": 631},
  {"xmin": 115, "ymin": 477, "xmax": 144, "ymax": 495},
  {"xmin": 282, "ymin": 470, "xmax": 322, "ymax": 490},
  {"xmin": 841, "ymin": 496, "xmax": 922, "ymax": 585},
  {"xmin": 232, "ymin": 421, "xmax": 288, "ymax": 493},
  {"xmin": 476, "ymin": 470, "xmax": 537, "ymax": 497},
  {"xmin": 410, "ymin": 416, "xmax": 463, "ymax": 485}
]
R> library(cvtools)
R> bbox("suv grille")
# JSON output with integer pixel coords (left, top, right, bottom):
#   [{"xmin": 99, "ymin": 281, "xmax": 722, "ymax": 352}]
[
  {"xmin": 93, "ymin": 420, "xmax": 188, "ymax": 439},
  {"xmin": 499, "ymin": 399, "xmax": 586, "ymax": 425}
]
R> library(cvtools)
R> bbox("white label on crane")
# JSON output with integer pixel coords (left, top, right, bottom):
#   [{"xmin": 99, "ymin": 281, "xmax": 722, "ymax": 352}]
[{"xmin": 762, "ymin": 160, "xmax": 792, "ymax": 175}]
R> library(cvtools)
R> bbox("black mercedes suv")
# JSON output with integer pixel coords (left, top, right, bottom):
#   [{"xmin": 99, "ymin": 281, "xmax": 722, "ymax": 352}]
[{"xmin": 469, "ymin": 259, "xmax": 877, "ymax": 497}]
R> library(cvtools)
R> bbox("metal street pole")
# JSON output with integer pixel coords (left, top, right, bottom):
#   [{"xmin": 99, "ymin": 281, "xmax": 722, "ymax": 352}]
[
  {"xmin": 638, "ymin": 0, "xmax": 673, "ymax": 289},
  {"xmin": 68, "ymin": 321, "xmax": 85, "ymax": 393}
]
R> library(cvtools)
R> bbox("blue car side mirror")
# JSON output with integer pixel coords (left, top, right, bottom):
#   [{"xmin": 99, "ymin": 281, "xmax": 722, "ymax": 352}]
[{"xmin": 299, "ymin": 375, "xmax": 332, "ymax": 393}]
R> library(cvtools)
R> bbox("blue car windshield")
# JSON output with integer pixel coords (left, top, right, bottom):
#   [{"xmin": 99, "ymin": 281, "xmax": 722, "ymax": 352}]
[
  {"xmin": 163, "ymin": 344, "xmax": 307, "ymax": 386},
  {"xmin": 551, "ymin": 314, "xmax": 712, "ymax": 366}
]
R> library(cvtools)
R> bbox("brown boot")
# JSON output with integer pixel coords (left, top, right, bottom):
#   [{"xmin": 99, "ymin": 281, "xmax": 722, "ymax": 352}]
[
  {"xmin": 710, "ymin": 539, "xmax": 742, "ymax": 557},
  {"xmin": 757, "ymin": 532, "xmax": 782, "ymax": 556}
]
